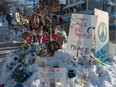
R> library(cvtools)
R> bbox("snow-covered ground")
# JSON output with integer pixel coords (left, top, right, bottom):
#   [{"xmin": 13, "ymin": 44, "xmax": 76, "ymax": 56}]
[
  {"xmin": 6, "ymin": 29, "xmax": 23, "ymax": 42},
  {"xmin": 0, "ymin": 43, "xmax": 116, "ymax": 87},
  {"xmin": 0, "ymin": 16, "xmax": 116, "ymax": 86},
  {"xmin": 0, "ymin": 15, "xmax": 8, "ymax": 26}
]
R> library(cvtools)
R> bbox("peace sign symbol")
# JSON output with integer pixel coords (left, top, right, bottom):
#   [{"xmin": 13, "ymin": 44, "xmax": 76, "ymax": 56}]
[
  {"xmin": 48, "ymin": 41, "xmax": 61, "ymax": 53},
  {"xmin": 98, "ymin": 22, "xmax": 107, "ymax": 43}
]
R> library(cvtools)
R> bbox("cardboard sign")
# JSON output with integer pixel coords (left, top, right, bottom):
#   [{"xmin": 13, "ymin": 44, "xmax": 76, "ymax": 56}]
[
  {"xmin": 94, "ymin": 8, "xmax": 109, "ymax": 61},
  {"xmin": 38, "ymin": 67, "xmax": 66, "ymax": 84},
  {"xmin": 66, "ymin": 13, "xmax": 97, "ymax": 56}
]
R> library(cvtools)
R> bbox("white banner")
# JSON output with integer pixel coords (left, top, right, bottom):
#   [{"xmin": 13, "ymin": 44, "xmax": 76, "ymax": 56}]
[{"xmin": 66, "ymin": 13, "xmax": 97, "ymax": 56}]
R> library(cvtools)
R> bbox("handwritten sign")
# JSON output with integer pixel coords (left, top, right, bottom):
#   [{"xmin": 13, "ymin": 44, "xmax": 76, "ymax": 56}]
[
  {"xmin": 94, "ymin": 8, "xmax": 109, "ymax": 61},
  {"xmin": 66, "ymin": 14, "xmax": 97, "ymax": 56},
  {"xmin": 38, "ymin": 67, "xmax": 66, "ymax": 84}
]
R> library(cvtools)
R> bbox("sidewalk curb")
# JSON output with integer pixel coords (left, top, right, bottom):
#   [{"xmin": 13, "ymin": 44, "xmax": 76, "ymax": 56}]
[{"xmin": 0, "ymin": 47, "xmax": 18, "ymax": 51}]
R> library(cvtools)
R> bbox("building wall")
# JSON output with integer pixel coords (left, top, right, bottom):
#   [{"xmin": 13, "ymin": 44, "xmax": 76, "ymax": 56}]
[
  {"xmin": 111, "ymin": 0, "xmax": 116, "ymax": 13},
  {"xmin": 65, "ymin": 0, "xmax": 108, "ymax": 11},
  {"xmin": 88, "ymin": 0, "xmax": 104, "ymax": 10},
  {"xmin": 66, "ymin": 0, "xmax": 79, "ymax": 5}
]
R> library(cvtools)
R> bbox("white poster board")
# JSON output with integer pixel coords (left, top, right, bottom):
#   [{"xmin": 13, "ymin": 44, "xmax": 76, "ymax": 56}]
[
  {"xmin": 66, "ymin": 13, "xmax": 97, "ymax": 56},
  {"xmin": 94, "ymin": 8, "xmax": 109, "ymax": 61},
  {"xmin": 38, "ymin": 67, "xmax": 66, "ymax": 87}
]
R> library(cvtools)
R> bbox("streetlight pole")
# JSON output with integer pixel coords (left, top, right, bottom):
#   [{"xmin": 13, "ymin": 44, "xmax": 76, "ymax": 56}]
[
  {"xmin": 33, "ymin": 0, "xmax": 35, "ymax": 11},
  {"xmin": 86, "ymin": 0, "xmax": 88, "ymax": 11},
  {"xmin": 103, "ymin": 0, "xmax": 105, "ymax": 11}
]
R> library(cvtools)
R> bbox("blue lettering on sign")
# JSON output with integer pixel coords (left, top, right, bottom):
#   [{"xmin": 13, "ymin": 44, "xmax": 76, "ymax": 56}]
[
  {"xmin": 96, "ymin": 43, "xmax": 109, "ymax": 62},
  {"xmin": 96, "ymin": 49, "xmax": 106, "ymax": 61}
]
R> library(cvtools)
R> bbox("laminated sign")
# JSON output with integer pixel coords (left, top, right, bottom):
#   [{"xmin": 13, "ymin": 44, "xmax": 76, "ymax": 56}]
[
  {"xmin": 94, "ymin": 8, "xmax": 109, "ymax": 61},
  {"xmin": 66, "ymin": 14, "xmax": 97, "ymax": 56}
]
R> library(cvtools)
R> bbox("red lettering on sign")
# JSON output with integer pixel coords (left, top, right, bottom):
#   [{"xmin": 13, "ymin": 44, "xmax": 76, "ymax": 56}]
[{"xmin": 76, "ymin": 21, "xmax": 87, "ymax": 27}]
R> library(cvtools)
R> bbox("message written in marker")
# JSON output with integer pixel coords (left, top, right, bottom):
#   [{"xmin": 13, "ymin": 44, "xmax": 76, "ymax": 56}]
[
  {"xmin": 71, "ymin": 44, "xmax": 89, "ymax": 53},
  {"xmin": 66, "ymin": 14, "xmax": 97, "ymax": 56},
  {"xmin": 38, "ymin": 67, "xmax": 66, "ymax": 83}
]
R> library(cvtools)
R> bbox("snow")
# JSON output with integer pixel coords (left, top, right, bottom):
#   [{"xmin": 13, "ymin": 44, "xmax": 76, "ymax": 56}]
[
  {"xmin": 6, "ymin": 29, "xmax": 23, "ymax": 42},
  {"xmin": 0, "ymin": 44, "xmax": 116, "ymax": 87},
  {"xmin": 0, "ymin": 27, "xmax": 116, "ymax": 87},
  {"xmin": 107, "ymin": 1, "xmax": 116, "ymax": 6}
]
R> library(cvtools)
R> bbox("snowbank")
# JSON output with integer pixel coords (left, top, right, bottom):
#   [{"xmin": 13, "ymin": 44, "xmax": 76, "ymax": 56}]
[{"xmin": 0, "ymin": 48, "xmax": 116, "ymax": 87}]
